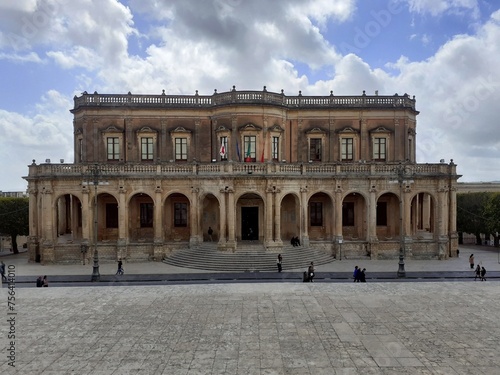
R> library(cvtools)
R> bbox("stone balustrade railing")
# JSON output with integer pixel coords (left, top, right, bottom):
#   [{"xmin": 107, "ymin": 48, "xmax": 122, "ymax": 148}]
[
  {"xmin": 26, "ymin": 162, "xmax": 456, "ymax": 180},
  {"xmin": 73, "ymin": 89, "xmax": 416, "ymax": 111}
]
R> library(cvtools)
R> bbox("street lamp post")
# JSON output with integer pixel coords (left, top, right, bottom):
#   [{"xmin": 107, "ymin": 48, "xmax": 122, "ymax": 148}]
[
  {"xmin": 392, "ymin": 164, "xmax": 414, "ymax": 278},
  {"xmin": 85, "ymin": 164, "xmax": 102, "ymax": 282}
]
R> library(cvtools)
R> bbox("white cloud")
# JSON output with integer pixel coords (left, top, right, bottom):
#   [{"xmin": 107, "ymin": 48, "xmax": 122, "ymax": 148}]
[
  {"xmin": 407, "ymin": 0, "xmax": 480, "ymax": 18},
  {"xmin": 0, "ymin": 51, "xmax": 43, "ymax": 63},
  {"xmin": 0, "ymin": 90, "xmax": 73, "ymax": 190}
]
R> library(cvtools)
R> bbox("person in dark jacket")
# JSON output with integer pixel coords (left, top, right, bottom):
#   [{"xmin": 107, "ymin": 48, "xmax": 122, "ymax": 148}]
[
  {"xmin": 359, "ymin": 268, "xmax": 366, "ymax": 282},
  {"xmin": 481, "ymin": 266, "xmax": 487, "ymax": 281},
  {"xmin": 308, "ymin": 262, "xmax": 315, "ymax": 282}
]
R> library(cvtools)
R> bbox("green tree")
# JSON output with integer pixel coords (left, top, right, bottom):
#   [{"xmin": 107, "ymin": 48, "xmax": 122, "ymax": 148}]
[
  {"xmin": 484, "ymin": 192, "xmax": 500, "ymax": 247},
  {"xmin": 0, "ymin": 197, "xmax": 29, "ymax": 254},
  {"xmin": 457, "ymin": 192, "xmax": 491, "ymax": 245}
]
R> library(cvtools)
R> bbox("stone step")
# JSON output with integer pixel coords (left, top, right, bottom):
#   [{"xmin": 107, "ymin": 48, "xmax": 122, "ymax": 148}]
[{"xmin": 163, "ymin": 243, "xmax": 335, "ymax": 272}]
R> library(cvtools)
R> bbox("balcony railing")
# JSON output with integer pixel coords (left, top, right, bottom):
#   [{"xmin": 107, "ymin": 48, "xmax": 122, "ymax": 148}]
[
  {"xmin": 26, "ymin": 162, "xmax": 456, "ymax": 180},
  {"xmin": 73, "ymin": 89, "xmax": 417, "ymax": 111}
]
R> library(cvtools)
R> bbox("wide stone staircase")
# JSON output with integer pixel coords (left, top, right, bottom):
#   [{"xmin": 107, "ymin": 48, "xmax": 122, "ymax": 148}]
[{"xmin": 162, "ymin": 242, "xmax": 335, "ymax": 272}]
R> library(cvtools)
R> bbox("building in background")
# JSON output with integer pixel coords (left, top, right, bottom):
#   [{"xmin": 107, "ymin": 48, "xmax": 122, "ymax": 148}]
[{"xmin": 24, "ymin": 87, "xmax": 460, "ymax": 264}]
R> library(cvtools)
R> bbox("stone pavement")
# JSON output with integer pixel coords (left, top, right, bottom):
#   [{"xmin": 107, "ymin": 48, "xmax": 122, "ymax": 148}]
[
  {"xmin": 1, "ymin": 244, "xmax": 499, "ymax": 286},
  {"xmin": 1, "ymin": 282, "xmax": 500, "ymax": 374}
]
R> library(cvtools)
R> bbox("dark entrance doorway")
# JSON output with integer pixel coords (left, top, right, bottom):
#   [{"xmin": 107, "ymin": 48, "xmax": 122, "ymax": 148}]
[{"xmin": 241, "ymin": 207, "xmax": 258, "ymax": 241}]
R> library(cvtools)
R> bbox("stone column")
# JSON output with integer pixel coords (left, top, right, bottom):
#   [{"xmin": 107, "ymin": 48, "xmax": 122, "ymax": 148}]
[
  {"xmin": 300, "ymin": 187, "xmax": 309, "ymax": 246},
  {"xmin": 218, "ymin": 188, "xmax": 227, "ymax": 244},
  {"xmin": 189, "ymin": 187, "xmax": 199, "ymax": 246},
  {"xmin": 437, "ymin": 186, "xmax": 448, "ymax": 259},
  {"xmin": 334, "ymin": 186, "xmax": 343, "ymax": 259},
  {"xmin": 152, "ymin": 185, "xmax": 163, "ymax": 260},
  {"xmin": 265, "ymin": 187, "xmax": 273, "ymax": 246},
  {"xmin": 27, "ymin": 187, "xmax": 39, "ymax": 262},
  {"xmin": 274, "ymin": 190, "xmax": 282, "ymax": 244},
  {"xmin": 226, "ymin": 187, "xmax": 236, "ymax": 251},
  {"xmin": 117, "ymin": 186, "xmax": 127, "ymax": 260},
  {"xmin": 368, "ymin": 185, "xmax": 378, "ymax": 259},
  {"xmin": 41, "ymin": 186, "xmax": 55, "ymax": 263}
]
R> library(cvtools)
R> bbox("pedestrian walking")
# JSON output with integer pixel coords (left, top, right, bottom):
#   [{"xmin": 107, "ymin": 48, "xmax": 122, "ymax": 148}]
[
  {"xmin": 469, "ymin": 254, "xmax": 474, "ymax": 270},
  {"xmin": 277, "ymin": 254, "xmax": 283, "ymax": 272},
  {"xmin": 308, "ymin": 262, "xmax": 315, "ymax": 282},
  {"xmin": 481, "ymin": 266, "xmax": 487, "ymax": 281},
  {"xmin": 43, "ymin": 275, "xmax": 48, "ymax": 287},
  {"xmin": 474, "ymin": 264, "xmax": 481, "ymax": 281},
  {"xmin": 208, "ymin": 226, "xmax": 214, "ymax": 242},
  {"xmin": 0, "ymin": 261, "xmax": 6, "ymax": 282},
  {"xmin": 360, "ymin": 268, "xmax": 366, "ymax": 282},
  {"xmin": 116, "ymin": 259, "xmax": 124, "ymax": 275},
  {"xmin": 353, "ymin": 266, "xmax": 359, "ymax": 282},
  {"xmin": 36, "ymin": 276, "xmax": 43, "ymax": 287}
]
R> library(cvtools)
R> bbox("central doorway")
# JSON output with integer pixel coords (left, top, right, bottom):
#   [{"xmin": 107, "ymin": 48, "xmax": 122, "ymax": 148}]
[{"xmin": 241, "ymin": 207, "xmax": 259, "ymax": 241}]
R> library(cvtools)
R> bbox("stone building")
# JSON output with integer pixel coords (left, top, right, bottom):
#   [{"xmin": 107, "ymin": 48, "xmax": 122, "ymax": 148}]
[{"xmin": 25, "ymin": 87, "xmax": 460, "ymax": 264}]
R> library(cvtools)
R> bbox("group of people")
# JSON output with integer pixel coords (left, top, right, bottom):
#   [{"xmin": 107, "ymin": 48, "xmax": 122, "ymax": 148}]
[
  {"xmin": 352, "ymin": 266, "xmax": 366, "ymax": 282},
  {"xmin": 469, "ymin": 254, "xmax": 487, "ymax": 281},
  {"xmin": 36, "ymin": 275, "xmax": 48, "ymax": 287},
  {"xmin": 290, "ymin": 236, "xmax": 301, "ymax": 247}
]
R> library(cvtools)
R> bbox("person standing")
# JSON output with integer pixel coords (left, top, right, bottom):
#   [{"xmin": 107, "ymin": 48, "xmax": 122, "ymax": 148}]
[
  {"xmin": 208, "ymin": 226, "xmax": 214, "ymax": 242},
  {"xmin": 42, "ymin": 275, "xmax": 48, "ymax": 287},
  {"xmin": 0, "ymin": 261, "xmax": 6, "ymax": 282},
  {"xmin": 474, "ymin": 264, "xmax": 481, "ymax": 281},
  {"xmin": 308, "ymin": 262, "xmax": 315, "ymax": 282},
  {"xmin": 481, "ymin": 266, "xmax": 487, "ymax": 281},
  {"xmin": 353, "ymin": 266, "xmax": 359, "ymax": 282},
  {"xmin": 277, "ymin": 254, "xmax": 283, "ymax": 273},
  {"xmin": 469, "ymin": 254, "xmax": 475, "ymax": 270}
]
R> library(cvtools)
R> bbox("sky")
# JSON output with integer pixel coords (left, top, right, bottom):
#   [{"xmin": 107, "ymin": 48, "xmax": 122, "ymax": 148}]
[{"xmin": 0, "ymin": 0, "xmax": 499, "ymax": 191}]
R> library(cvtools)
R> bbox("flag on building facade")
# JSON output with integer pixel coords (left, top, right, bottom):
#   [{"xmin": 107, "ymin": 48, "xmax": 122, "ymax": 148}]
[
  {"xmin": 219, "ymin": 142, "xmax": 226, "ymax": 158},
  {"xmin": 245, "ymin": 140, "xmax": 252, "ymax": 162},
  {"xmin": 236, "ymin": 140, "xmax": 241, "ymax": 161}
]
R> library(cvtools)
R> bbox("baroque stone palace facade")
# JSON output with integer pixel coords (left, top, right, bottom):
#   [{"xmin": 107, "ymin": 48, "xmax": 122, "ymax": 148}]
[{"xmin": 25, "ymin": 88, "xmax": 460, "ymax": 263}]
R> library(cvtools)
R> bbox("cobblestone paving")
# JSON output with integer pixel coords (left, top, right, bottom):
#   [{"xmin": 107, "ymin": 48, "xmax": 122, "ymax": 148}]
[{"xmin": 1, "ymin": 282, "xmax": 500, "ymax": 374}]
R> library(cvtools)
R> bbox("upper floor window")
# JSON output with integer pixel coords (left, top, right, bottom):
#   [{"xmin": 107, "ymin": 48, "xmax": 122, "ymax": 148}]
[
  {"xmin": 219, "ymin": 136, "xmax": 228, "ymax": 161},
  {"xmin": 309, "ymin": 138, "xmax": 322, "ymax": 161},
  {"xmin": 373, "ymin": 137, "xmax": 386, "ymax": 161},
  {"xmin": 78, "ymin": 138, "xmax": 83, "ymax": 163},
  {"xmin": 244, "ymin": 135, "xmax": 256, "ymax": 162},
  {"xmin": 341, "ymin": 138, "xmax": 354, "ymax": 161},
  {"xmin": 175, "ymin": 138, "xmax": 188, "ymax": 161},
  {"xmin": 107, "ymin": 137, "xmax": 120, "ymax": 161},
  {"xmin": 141, "ymin": 137, "xmax": 154, "ymax": 161},
  {"xmin": 272, "ymin": 136, "xmax": 279, "ymax": 161}
]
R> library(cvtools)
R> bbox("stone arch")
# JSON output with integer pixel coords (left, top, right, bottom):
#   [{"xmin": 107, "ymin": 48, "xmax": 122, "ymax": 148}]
[
  {"xmin": 201, "ymin": 192, "xmax": 220, "ymax": 242},
  {"xmin": 164, "ymin": 192, "xmax": 190, "ymax": 241},
  {"xmin": 308, "ymin": 191, "xmax": 334, "ymax": 241},
  {"xmin": 237, "ymin": 192, "xmax": 265, "ymax": 241},
  {"xmin": 128, "ymin": 192, "xmax": 155, "ymax": 242},
  {"xmin": 410, "ymin": 191, "xmax": 436, "ymax": 238},
  {"xmin": 54, "ymin": 193, "xmax": 83, "ymax": 243},
  {"xmin": 279, "ymin": 192, "xmax": 300, "ymax": 241},
  {"xmin": 342, "ymin": 192, "xmax": 367, "ymax": 240},
  {"xmin": 375, "ymin": 192, "xmax": 399, "ymax": 240}
]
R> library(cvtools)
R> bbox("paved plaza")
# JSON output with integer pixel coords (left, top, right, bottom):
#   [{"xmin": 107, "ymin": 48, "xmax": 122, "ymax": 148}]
[
  {"xmin": 1, "ymin": 245, "xmax": 500, "ymax": 374},
  {"xmin": 1, "ymin": 282, "xmax": 500, "ymax": 374}
]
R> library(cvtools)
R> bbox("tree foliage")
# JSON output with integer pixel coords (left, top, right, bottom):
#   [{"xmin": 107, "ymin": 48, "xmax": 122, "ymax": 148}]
[
  {"xmin": 457, "ymin": 193, "xmax": 491, "ymax": 245},
  {"xmin": 484, "ymin": 193, "xmax": 500, "ymax": 243},
  {"xmin": 0, "ymin": 197, "xmax": 29, "ymax": 254}
]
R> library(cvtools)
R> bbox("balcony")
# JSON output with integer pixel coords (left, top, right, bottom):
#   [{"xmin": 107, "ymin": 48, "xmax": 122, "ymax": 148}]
[{"xmin": 26, "ymin": 161, "xmax": 456, "ymax": 181}]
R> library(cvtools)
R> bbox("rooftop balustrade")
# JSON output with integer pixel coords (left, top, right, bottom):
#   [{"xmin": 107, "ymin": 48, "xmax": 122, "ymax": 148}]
[{"xmin": 72, "ymin": 88, "xmax": 417, "ymax": 112}]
